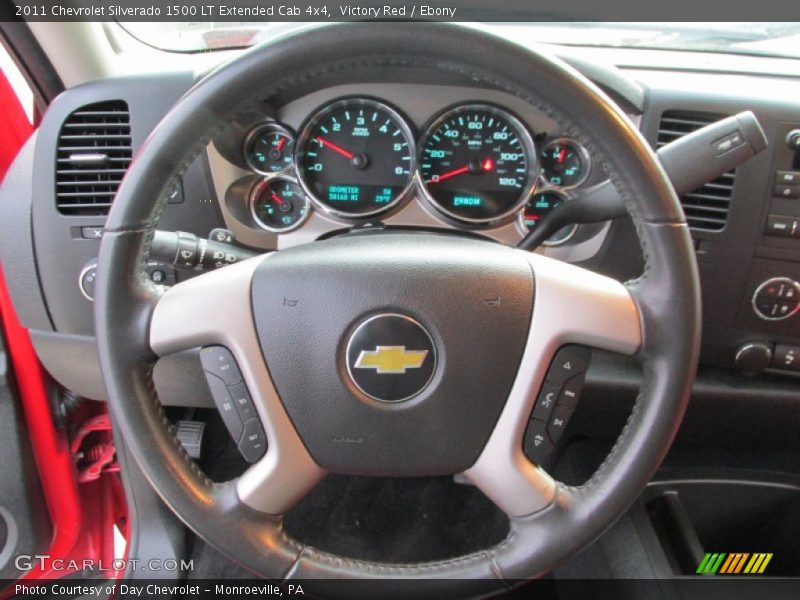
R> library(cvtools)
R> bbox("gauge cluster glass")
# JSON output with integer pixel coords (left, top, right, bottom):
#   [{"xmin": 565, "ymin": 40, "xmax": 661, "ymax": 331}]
[
  {"xmin": 295, "ymin": 98, "xmax": 416, "ymax": 218},
  {"xmin": 418, "ymin": 104, "xmax": 537, "ymax": 224},
  {"xmin": 236, "ymin": 97, "xmax": 595, "ymax": 242}
]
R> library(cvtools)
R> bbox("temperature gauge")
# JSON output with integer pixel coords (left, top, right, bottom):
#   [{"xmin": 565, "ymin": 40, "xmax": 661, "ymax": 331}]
[
  {"xmin": 251, "ymin": 178, "xmax": 310, "ymax": 233},
  {"xmin": 539, "ymin": 138, "xmax": 590, "ymax": 189},
  {"xmin": 244, "ymin": 123, "xmax": 295, "ymax": 174},
  {"xmin": 518, "ymin": 191, "xmax": 577, "ymax": 246}
]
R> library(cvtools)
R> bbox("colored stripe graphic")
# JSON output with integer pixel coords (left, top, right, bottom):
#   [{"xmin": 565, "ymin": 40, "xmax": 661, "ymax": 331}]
[
  {"xmin": 697, "ymin": 553, "xmax": 727, "ymax": 574},
  {"xmin": 744, "ymin": 553, "xmax": 773, "ymax": 574},
  {"xmin": 724, "ymin": 553, "xmax": 749, "ymax": 574},
  {"xmin": 698, "ymin": 552, "xmax": 773, "ymax": 575}
]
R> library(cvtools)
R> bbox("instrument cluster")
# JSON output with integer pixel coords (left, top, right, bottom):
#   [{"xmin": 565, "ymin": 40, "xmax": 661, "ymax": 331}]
[{"xmin": 239, "ymin": 96, "xmax": 593, "ymax": 246}]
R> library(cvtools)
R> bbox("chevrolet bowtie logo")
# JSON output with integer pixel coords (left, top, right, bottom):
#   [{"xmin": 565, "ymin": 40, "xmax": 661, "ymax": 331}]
[{"xmin": 354, "ymin": 346, "xmax": 429, "ymax": 374}]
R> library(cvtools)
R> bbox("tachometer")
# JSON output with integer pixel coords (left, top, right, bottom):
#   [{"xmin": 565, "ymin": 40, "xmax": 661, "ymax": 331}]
[
  {"xmin": 418, "ymin": 104, "xmax": 537, "ymax": 224},
  {"xmin": 296, "ymin": 98, "xmax": 415, "ymax": 218}
]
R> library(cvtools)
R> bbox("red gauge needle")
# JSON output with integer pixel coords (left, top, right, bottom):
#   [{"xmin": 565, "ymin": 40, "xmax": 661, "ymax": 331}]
[
  {"xmin": 428, "ymin": 158, "xmax": 494, "ymax": 184},
  {"xmin": 315, "ymin": 136, "xmax": 355, "ymax": 160},
  {"xmin": 557, "ymin": 148, "xmax": 566, "ymax": 164},
  {"xmin": 270, "ymin": 192, "xmax": 284, "ymax": 206},
  {"xmin": 274, "ymin": 137, "xmax": 286, "ymax": 152},
  {"xmin": 429, "ymin": 165, "xmax": 469, "ymax": 183}
]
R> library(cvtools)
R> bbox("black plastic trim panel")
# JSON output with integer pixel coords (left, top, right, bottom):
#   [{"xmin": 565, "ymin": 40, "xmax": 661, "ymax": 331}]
[{"xmin": 0, "ymin": 133, "xmax": 53, "ymax": 331}]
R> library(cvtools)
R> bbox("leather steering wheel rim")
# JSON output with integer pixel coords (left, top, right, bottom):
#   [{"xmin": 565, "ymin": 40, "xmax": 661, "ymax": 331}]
[{"xmin": 95, "ymin": 23, "xmax": 700, "ymax": 592}]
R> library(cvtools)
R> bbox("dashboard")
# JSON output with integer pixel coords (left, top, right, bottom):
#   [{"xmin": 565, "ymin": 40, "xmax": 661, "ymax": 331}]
[
  {"xmin": 3, "ymin": 42, "xmax": 800, "ymax": 412},
  {"xmin": 207, "ymin": 83, "xmax": 614, "ymax": 262}
]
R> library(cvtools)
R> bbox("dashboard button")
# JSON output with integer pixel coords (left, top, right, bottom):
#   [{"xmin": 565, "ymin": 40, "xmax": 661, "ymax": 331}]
[
  {"xmin": 238, "ymin": 418, "xmax": 267, "ymax": 463},
  {"xmin": 531, "ymin": 383, "xmax": 559, "ymax": 422},
  {"xmin": 228, "ymin": 382, "xmax": 257, "ymax": 421},
  {"xmin": 764, "ymin": 215, "xmax": 796, "ymax": 238},
  {"xmin": 776, "ymin": 301, "xmax": 798, "ymax": 318},
  {"xmin": 81, "ymin": 226, "xmax": 104, "ymax": 239},
  {"xmin": 772, "ymin": 345, "xmax": 800, "ymax": 372},
  {"xmin": 558, "ymin": 374, "xmax": 584, "ymax": 409},
  {"xmin": 547, "ymin": 406, "xmax": 573, "ymax": 444},
  {"xmin": 781, "ymin": 285, "xmax": 799, "ymax": 301},
  {"xmin": 712, "ymin": 130, "xmax": 744, "ymax": 155},
  {"xmin": 772, "ymin": 185, "xmax": 800, "ymax": 199},
  {"xmin": 523, "ymin": 419, "xmax": 554, "ymax": 469},
  {"xmin": 200, "ymin": 346, "xmax": 243, "ymax": 385},
  {"xmin": 776, "ymin": 171, "xmax": 800, "ymax": 185},
  {"xmin": 754, "ymin": 297, "xmax": 778, "ymax": 318},
  {"xmin": 204, "ymin": 373, "xmax": 243, "ymax": 443},
  {"xmin": 546, "ymin": 346, "xmax": 590, "ymax": 386},
  {"xmin": 167, "ymin": 180, "xmax": 184, "ymax": 204},
  {"xmin": 209, "ymin": 228, "xmax": 235, "ymax": 244}
]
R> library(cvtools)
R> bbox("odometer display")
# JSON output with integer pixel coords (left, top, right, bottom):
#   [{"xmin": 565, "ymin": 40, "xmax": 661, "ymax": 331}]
[
  {"xmin": 296, "ymin": 98, "xmax": 415, "ymax": 218},
  {"xmin": 418, "ymin": 104, "xmax": 537, "ymax": 224}
]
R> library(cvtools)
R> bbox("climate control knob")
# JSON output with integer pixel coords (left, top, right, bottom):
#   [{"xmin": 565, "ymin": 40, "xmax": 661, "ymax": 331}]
[{"xmin": 752, "ymin": 277, "xmax": 800, "ymax": 321}]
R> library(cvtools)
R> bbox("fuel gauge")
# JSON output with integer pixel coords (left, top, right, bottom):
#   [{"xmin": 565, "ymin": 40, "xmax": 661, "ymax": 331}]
[{"xmin": 251, "ymin": 178, "xmax": 310, "ymax": 233}]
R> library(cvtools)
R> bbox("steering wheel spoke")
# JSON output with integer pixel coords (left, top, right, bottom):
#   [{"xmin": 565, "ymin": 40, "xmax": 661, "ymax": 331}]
[
  {"xmin": 465, "ymin": 252, "xmax": 642, "ymax": 517},
  {"xmin": 150, "ymin": 257, "xmax": 324, "ymax": 514}
]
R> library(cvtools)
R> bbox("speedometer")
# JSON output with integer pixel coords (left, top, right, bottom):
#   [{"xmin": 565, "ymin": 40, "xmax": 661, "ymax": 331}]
[
  {"xmin": 295, "ymin": 98, "xmax": 415, "ymax": 218},
  {"xmin": 418, "ymin": 104, "xmax": 537, "ymax": 224}
]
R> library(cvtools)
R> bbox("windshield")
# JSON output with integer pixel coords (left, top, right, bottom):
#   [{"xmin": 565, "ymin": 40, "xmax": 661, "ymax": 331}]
[{"xmin": 117, "ymin": 22, "xmax": 800, "ymax": 59}]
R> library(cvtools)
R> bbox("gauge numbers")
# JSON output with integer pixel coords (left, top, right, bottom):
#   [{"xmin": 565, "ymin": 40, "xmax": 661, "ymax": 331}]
[
  {"xmin": 296, "ymin": 98, "xmax": 415, "ymax": 218},
  {"xmin": 418, "ymin": 104, "xmax": 537, "ymax": 224}
]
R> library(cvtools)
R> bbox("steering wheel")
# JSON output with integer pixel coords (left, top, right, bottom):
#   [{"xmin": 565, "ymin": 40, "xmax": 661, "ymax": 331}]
[{"xmin": 95, "ymin": 23, "xmax": 700, "ymax": 592}]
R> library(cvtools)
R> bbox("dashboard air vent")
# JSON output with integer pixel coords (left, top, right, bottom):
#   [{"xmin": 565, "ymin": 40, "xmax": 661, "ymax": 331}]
[
  {"xmin": 657, "ymin": 110, "xmax": 736, "ymax": 232},
  {"xmin": 55, "ymin": 100, "xmax": 132, "ymax": 216}
]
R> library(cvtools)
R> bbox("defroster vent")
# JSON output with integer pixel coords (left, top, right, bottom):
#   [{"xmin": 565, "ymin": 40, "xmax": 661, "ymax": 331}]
[
  {"xmin": 55, "ymin": 100, "xmax": 132, "ymax": 216},
  {"xmin": 657, "ymin": 110, "xmax": 736, "ymax": 232}
]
